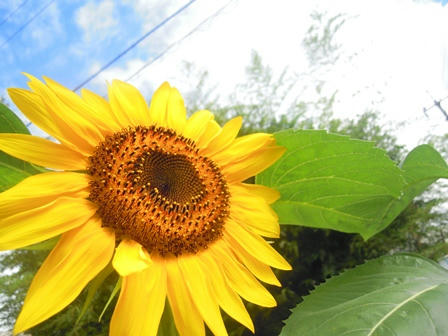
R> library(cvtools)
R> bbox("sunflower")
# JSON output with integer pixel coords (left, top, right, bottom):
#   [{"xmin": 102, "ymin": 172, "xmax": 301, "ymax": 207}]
[{"xmin": 0, "ymin": 75, "xmax": 291, "ymax": 336}]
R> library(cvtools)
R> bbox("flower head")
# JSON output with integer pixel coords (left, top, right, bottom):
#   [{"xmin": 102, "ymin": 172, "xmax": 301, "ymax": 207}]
[{"xmin": 0, "ymin": 75, "xmax": 291, "ymax": 336}]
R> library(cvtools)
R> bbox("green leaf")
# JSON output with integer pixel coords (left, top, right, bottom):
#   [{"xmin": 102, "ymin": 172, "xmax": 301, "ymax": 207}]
[
  {"xmin": 256, "ymin": 130, "xmax": 406, "ymax": 238},
  {"xmin": 0, "ymin": 103, "xmax": 30, "ymax": 134},
  {"xmin": 19, "ymin": 236, "xmax": 59, "ymax": 250},
  {"xmin": 281, "ymin": 254, "xmax": 448, "ymax": 336},
  {"xmin": 378, "ymin": 145, "xmax": 448, "ymax": 231},
  {"xmin": 157, "ymin": 300, "xmax": 179, "ymax": 336},
  {"xmin": 76, "ymin": 263, "xmax": 114, "ymax": 325},
  {"xmin": 99, "ymin": 277, "xmax": 122, "ymax": 322},
  {"xmin": 256, "ymin": 130, "xmax": 448, "ymax": 239},
  {"xmin": 0, "ymin": 103, "xmax": 43, "ymax": 191}
]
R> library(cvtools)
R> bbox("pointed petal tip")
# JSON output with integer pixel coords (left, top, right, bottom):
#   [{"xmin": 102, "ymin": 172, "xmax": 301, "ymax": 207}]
[
  {"xmin": 153, "ymin": 82, "xmax": 172, "ymax": 96},
  {"xmin": 42, "ymin": 75, "xmax": 52, "ymax": 83},
  {"xmin": 6, "ymin": 87, "xmax": 17, "ymax": 95},
  {"xmin": 22, "ymin": 72, "xmax": 40, "ymax": 85},
  {"xmin": 159, "ymin": 81, "xmax": 172, "ymax": 89},
  {"xmin": 280, "ymin": 260, "xmax": 293, "ymax": 271},
  {"xmin": 234, "ymin": 115, "xmax": 243, "ymax": 124},
  {"xmin": 13, "ymin": 323, "xmax": 24, "ymax": 336},
  {"xmin": 110, "ymin": 79, "xmax": 129, "ymax": 88}
]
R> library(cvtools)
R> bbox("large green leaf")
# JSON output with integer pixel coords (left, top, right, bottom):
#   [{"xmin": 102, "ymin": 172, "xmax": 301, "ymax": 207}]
[
  {"xmin": 378, "ymin": 145, "xmax": 448, "ymax": 231},
  {"xmin": 0, "ymin": 103, "xmax": 42, "ymax": 191},
  {"xmin": 281, "ymin": 254, "xmax": 448, "ymax": 336},
  {"xmin": 256, "ymin": 130, "xmax": 448, "ymax": 238}
]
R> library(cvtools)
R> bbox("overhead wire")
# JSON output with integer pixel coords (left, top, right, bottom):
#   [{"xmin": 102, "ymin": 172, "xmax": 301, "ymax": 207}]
[
  {"xmin": 0, "ymin": 0, "xmax": 56, "ymax": 49},
  {"xmin": 0, "ymin": 0, "xmax": 30, "ymax": 28},
  {"xmin": 72, "ymin": 0, "xmax": 197, "ymax": 92},
  {"xmin": 126, "ymin": 0, "xmax": 234, "ymax": 82}
]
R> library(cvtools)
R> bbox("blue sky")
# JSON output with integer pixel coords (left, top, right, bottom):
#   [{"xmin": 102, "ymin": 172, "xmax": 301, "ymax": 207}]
[
  {"xmin": 0, "ymin": 0, "xmax": 201, "ymax": 93},
  {"xmin": 0, "ymin": 0, "xmax": 447, "ymax": 149}
]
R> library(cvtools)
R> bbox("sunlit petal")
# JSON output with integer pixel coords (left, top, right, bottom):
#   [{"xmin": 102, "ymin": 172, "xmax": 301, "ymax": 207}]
[{"xmin": 14, "ymin": 217, "xmax": 114, "ymax": 334}]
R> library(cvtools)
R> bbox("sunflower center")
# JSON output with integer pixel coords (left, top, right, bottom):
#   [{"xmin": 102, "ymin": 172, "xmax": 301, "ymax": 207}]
[
  {"xmin": 141, "ymin": 150, "xmax": 204, "ymax": 204},
  {"xmin": 87, "ymin": 126, "xmax": 229, "ymax": 256}
]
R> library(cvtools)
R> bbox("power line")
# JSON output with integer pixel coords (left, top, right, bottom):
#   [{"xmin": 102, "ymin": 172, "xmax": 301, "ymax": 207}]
[
  {"xmin": 423, "ymin": 94, "xmax": 448, "ymax": 121},
  {"xmin": 0, "ymin": 0, "xmax": 30, "ymax": 28},
  {"xmin": 73, "ymin": 0, "xmax": 197, "ymax": 92},
  {"xmin": 0, "ymin": 0, "xmax": 56, "ymax": 49},
  {"xmin": 126, "ymin": 0, "xmax": 234, "ymax": 82}
]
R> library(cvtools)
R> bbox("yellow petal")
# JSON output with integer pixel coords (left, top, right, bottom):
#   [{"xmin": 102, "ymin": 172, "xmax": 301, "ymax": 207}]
[
  {"xmin": 230, "ymin": 210, "xmax": 279, "ymax": 238},
  {"xmin": 0, "ymin": 172, "xmax": 89, "ymax": 218},
  {"xmin": 230, "ymin": 184, "xmax": 280, "ymax": 238},
  {"xmin": 25, "ymin": 74, "xmax": 101, "ymax": 155},
  {"xmin": 81, "ymin": 88, "xmax": 121, "ymax": 132},
  {"xmin": 148, "ymin": 82, "xmax": 171, "ymax": 128},
  {"xmin": 108, "ymin": 80, "xmax": 150, "ymax": 128},
  {"xmin": 165, "ymin": 86, "xmax": 187, "ymax": 133},
  {"xmin": 223, "ymin": 146, "xmax": 286, "ymax": 183},
  {"xmin": 7, "ymin": 88, "xmax": 63, "ymax": 142},
  {"xmin": 166, "ymin": 259, "xmax": 205, "ymax": 336},
  {"xmin": 211, "ymin": 133, "xmax": 275, "ymax": 166},
  {"xmin": 239, "ymin": 183, "xmax": 280, "ymax": 204},
  {"xmin": 196, "ymin": 120, "xmax": 221, "ymax": 149},
  {"xmin": 228, "ymin": 238, "xmax": 281, "ymax": 287},
  {"xmin": 0, "ymin": 197, "xmax": 97, "ymax": 250},
  {"xmin": 178, "ymin": 256, "xmax": 228, "ymax": 336},
  {"xmin": 14, "ymin": 217, "xmax": 115, "ymax": 334},
  {"xmin": 200, "ymin": 251, "xmax": 254, "ymax": 332},
  {"xmin": 110, "ymin": 262, "xmax": 166, "ymax": 336},
  {"xmin": 224, "ymin": 220, "xmax": 291, "ymax": 271},
  {"xmin": 112, "ymin": 239, "xmax": 152, "ymax": 276},
  {"xmin": 201, "ymin": 116, "xmax": 242, "ymax": 157},
  {"xmin": 44, "ymin": 76, "xmax": 120, "ymax": 135},
  {"xmin": 0, "ymin": 133, "xmax": 87, "ymax": 170},
  {"xmin": 211, "ymin": 241, "xmax": 276, "ymax": 307},
  {"xmin": 183, "ymin": 110, "xmax": 214, "ymax": 142},
  {"xmin": 148, "ymin": 82, "xmax": 187, "ymax": 132}
]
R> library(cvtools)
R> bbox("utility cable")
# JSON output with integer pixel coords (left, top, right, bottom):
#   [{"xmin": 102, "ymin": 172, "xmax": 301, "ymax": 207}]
[
  {"xmin": 73, "ymin": 0, "xmax": 197, "ymax": 91},
  {"xmin": 126, "ymin": 0, "xmax": 234, "ymax": 82},
  {"xmin": 0, "ymin": 0, "xmax": 56, "ymax": 49},
  {"xmin": 0, "ymin": 0, "xmax": 30, "ymax": 28}
]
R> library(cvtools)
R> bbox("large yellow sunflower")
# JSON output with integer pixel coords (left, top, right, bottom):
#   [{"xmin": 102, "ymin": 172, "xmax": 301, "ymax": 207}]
[{"xmin": 0, "ymin": 75, "xmax": 291, "ymax": 336}]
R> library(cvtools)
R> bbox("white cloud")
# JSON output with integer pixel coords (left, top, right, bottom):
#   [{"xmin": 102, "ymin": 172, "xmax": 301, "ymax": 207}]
[
  {"xmin": 28, "ymin": 2, "xmax": 63, "ymax": 50},
  {"xmin": 311, "ymin": 0, "xmax": 448, "ymax": 147},
  {"xmin": 88, "ymin": 1, "xmax": 313, "ymax": 95},
  {"xmin": 84, "ymin": 0, "xmax": 448, "ymax": 149},
  {"xmin": 75, "ymin": 0, "xmax": 118, "ymax": 42}
]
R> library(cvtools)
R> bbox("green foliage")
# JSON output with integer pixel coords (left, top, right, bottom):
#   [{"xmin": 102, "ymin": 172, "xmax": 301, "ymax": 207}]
[
  {"xmin": 157, "ymin": 302, "xmax": 179, "ymax": 336},
  {"xmin": 19, "ymin": 236, "xmax": 60, "ymax": 251},
  {"xmin": 349, "ymin": 198, "xmax": 448, "ymax": 261},
  {"xmin": 182, "ymin": 61, "xmax": 220, "ymax": 113},
  {"xmin": 0, "ymin": 250, "xmax": 117, "ymax": 335},
  {"xmin": 0, "ymin": 249, "xmax": 48, "ymax": 328},
  {"xmin": 302, "ymin": 11, "xmax": 347, "ymax": 68},
  {"xmin": 0, "ymin": 103, "xmax": 43, "ymax": 191},
  {"xmin": 76, "ymin": 263, "xmax": 114, "ymax": 325},
  {"xmin": 208, "ymin": 51, "xmax": 302, "ymax": 136},
  {"xmin": 281, "ymin": 254, "xmax": 448, "ymax": 336},
  {"xmin": 377, "ymin": 145, "xmax": 448, "ymax": 233},
  {"xmin": 257, "ymin": 130, "xmax": 448, "ymax": 239}
]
